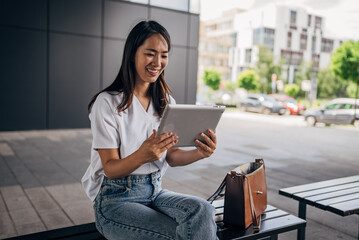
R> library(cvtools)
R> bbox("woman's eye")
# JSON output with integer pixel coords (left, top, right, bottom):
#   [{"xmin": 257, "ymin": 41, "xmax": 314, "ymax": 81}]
[
  {"xmin": 162, "ymin": 55, "xmax": 168, "ymax": 58},
  {"xmin": 146, "ymin": 53, "xmax": 154, "ymax": 56}
]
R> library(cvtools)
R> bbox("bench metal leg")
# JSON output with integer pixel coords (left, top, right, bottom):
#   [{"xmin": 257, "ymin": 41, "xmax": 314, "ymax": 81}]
[{"xmin": 297, "ymin": 201, "xmax": 306, "ymax": 240}]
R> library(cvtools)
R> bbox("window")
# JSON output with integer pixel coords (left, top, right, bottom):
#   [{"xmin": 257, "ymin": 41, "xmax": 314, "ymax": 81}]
[
  {"xmin": 321, "ymin": 38, "xmax": 334, "ymax": 52},
  {"xmin": 341, "ymin": 104, "xmax": 353, "ymax": 110},
  {"xmin": 281, "ymin": 50, "xmax": 303, "ymax": 65},
  {"xmin": 300, "ymin": 34, "xmax": 307, "ymax": 50},
  {"xmin": 290, "ymin": 10, "xmax": 297, "ymax": 26},
  {"xmin": 245, "ymin": 49, "xmax": 252, "ymax": 63},
  {"xmin": 325, "ymin": 104, "xmax": 341, "ymax": 110},
  {"xmin": 287, "ymin": 32, "xmax": 292, "ymax": 48},
  {"xmin": 308, "ymin": 15, "xmax": 311, "ymax": 27},
  {"xmin": 315, "ymin": 16, "xmax": 322, "ymax": 29},
  {"xmin": 253, "ymin": 27, "xmax": 275, "ymax": 50},
  {"xmin": 312, "ymin": 54, "xmax": 320, "ymax": 68}
]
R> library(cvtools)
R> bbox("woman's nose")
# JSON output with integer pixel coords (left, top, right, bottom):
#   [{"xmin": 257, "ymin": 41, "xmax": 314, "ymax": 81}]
[{"xmin": 152, "ymin": 55, "xmax": 161, "ymax": 66}]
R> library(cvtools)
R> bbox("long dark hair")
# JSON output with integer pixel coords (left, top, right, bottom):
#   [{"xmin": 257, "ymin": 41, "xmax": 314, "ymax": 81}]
[{"xmin": 88, "ymin": 20, "xmax": 172, "ymax": 116}]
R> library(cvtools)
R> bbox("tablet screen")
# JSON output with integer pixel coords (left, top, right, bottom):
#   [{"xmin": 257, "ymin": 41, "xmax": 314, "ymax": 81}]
[{"xmin": 157, "ymin": 104, "xmax": 225, "ymax": 147}]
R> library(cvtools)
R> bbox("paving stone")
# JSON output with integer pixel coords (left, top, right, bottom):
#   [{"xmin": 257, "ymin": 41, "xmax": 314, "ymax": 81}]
[
  {"xmin": 60, "ymin": 200, "xmax": 94, "ymax": 225},
  {"xmin": 46, "ymin": 183, "xmax": 89, "ymax": 204},
  {"xmin": 3, "ymin": 155, "xmax": 42, "ymax": 189},
  {"xmin": 0, "ymin": 185, "xmax": 32, "ymax": 211},
  {"xmin": 164, "ymin": 167, "xmax": 200, "ymax": 181},
  {"xmin": 9, "ymin": 207, "xmax": 42, "ymax": 226},
  {"xmin": 25, "ymin": 187, "xmax": 60, "ymax": 212},
  {"xmin": 16, "ymin": 221, "xmax": 46, "ymax": 236},
  {"xmin": 38, "ymin": 209, "xmax": 73, "ymax": 230},
  {"xmin": 0, "ymin": 156, "xmax": 18, "ymax": 187},
  {"xmin": 0, "ymin": 211, "xmax": 17, "ymax": 239},
  {"xmin": 0, "ymin": 192, "xmax": 6, "ymax": 213},
  {"xmin": 0, "ymin": 142, "xmax": 15, "ymax": 156}
]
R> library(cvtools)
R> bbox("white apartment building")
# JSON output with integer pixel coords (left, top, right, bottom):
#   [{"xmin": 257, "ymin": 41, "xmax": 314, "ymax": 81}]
[
  {"xmin": 230, "ymin": 4, "xmax": 342, "ymax": 84},
  {"xmin": 200, "ymin": 4, "xmax": 343, "ymax": 87}
]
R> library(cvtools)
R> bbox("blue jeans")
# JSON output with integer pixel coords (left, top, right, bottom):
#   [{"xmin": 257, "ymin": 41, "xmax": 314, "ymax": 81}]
[{"xmin": 94, "ymin": 171, "xmax": 218, "ymax": 240}]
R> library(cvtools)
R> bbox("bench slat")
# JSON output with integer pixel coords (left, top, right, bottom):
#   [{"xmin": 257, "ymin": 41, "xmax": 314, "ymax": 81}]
[
  {"xmin": 3, "ymin": 223, "xmax": 104, "ymax": 240},
  {"xmin": 316, "ymin": 193, "xmax": 359, "ymax": 207},
  {"xmin": 218, "ymin": 215, "xmax": 306, "ymax": 240},
  {"xmin": 295, "ymin": 182, "xmax": 359, "ymax": 198},
  {"xmin": 279, "ymin": 175, "xmax": 359, "ymax": 196},
  {"xmin": 303, "ymin": 187, "xmax": 359, "ymax": 203},
  {"xmin": 327, "ymin": 198, "xmax": 359, "ymax": 216}
]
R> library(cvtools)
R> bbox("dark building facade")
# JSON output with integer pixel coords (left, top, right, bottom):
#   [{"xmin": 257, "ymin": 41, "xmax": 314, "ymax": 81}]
[{"xmin": 0, "ymin": 0, "xmax": 199, "ymax": 131}]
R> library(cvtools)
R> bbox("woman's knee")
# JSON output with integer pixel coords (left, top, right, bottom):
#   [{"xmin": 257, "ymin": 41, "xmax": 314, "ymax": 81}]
[{"xmin": 185, "ymin": 197, "xmax": 216, "ymax": 220}]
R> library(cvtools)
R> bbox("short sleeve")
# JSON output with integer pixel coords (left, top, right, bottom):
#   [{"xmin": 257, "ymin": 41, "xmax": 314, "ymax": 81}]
[
  {"xmin": 90, "ymin": 93, "xmax": 120, "ymax": 149},
  {"xmin": 168, "ymin": 95, "xmax": 176, "ymax": 105}
]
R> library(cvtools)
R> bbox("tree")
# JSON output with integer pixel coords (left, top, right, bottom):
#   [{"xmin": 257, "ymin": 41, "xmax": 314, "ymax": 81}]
[
  {"xmin": 255, "ymin": 45, "xmax": 283, "ymax": 93},
  {"xmin": 284, "ymin": 84, "xmax": 300, "ymax": 97},
  {"xmin": 294, "ymin": 61, "xmax": 313, "ymax": 98},
  {"xmin": 203, "ymin": 69, "xmax": 221, "ymax": 90},
  {"xmin": 330, "ymin": 40, "xmax": 359, "ymax": 105},
  {"xmin": 237, "ymin": 69, "xmax": 259, "ymax": 91},
  {"xmin": 317, "ymin": 68, "xmax": 348, "ymax": 98}
]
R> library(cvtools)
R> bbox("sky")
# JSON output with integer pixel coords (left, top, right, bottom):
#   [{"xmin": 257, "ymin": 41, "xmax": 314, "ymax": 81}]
[{"xmin": 199, "ymin": 0, "xmax": 359, "ymax": 40}]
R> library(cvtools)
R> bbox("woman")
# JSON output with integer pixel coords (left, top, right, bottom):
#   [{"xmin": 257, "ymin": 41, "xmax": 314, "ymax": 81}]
[{"xmin": 82, "ymin": 20, "xmax": 218, "ymax": 240}]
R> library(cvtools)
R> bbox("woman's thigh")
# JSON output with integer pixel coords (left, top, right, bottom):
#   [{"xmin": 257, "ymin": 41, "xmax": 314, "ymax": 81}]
[
  {"xmin": 152, "ymin": 190, "xmax": 216, "ymax": 223},
  {"xmin": 95, "ymin": 197, "xmax": 177, "ymax": 240},
  {"xmin": 152, "ymin": 189, "xmax": 218, "ymax": 240}
]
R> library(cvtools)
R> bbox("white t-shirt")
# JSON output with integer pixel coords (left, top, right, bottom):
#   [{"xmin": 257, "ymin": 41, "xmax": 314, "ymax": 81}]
[{"xmin": 81, "ymin": 91, "xmax": 176, "ymax": 201}]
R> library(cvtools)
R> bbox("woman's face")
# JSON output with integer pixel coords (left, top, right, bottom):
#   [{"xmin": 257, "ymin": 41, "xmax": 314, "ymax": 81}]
[{"xmin": 134, "ymin": 33, "xmax": 169, "ymax": 85}]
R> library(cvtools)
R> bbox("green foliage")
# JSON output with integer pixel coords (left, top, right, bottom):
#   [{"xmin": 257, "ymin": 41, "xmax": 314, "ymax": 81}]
[
  {"xmin": 284, "ymin": 84, "xmax": 300, "ymax": 97},
  {"xmin": 317, "ymin": 68, "xmax": 348, "ymax": 98},
  {"xmin": 347, "ymin": 82, "xmax": 358, "ymax": 98},
  {"xmin": 330, "ymin": 40, "xmax": 359, "ymax": 100},
  {"xmin": 203, "ymin": 69, "xmax": 221, "ymax": 90},
  {"xmin": 330, "ymin": 40, "xmax": 359, "ymax": 85},
  {"xmin": 255, "ymin": 45, "xmax": 283, "ymax": 93},
  {"xmin": 224, "ymin": 81, "xmax": 236, "ymax": 92},
  {"xmin": 237, "ymin": 69, "xmax": 259, "ymax": 91},
  {"xmin": 294, "ymin": 61, "xmax": 313, "ymax": 98}
]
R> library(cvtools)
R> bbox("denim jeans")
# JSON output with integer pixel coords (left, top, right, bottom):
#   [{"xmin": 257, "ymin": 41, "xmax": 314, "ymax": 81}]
[{"xmin": 94, "ymin": 171, "xmax": 218, "ymax": 240}]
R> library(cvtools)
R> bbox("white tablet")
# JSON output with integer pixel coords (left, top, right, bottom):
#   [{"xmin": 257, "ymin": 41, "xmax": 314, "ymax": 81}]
[{"xmin": 157, "ymin": 104, "xmax": 226, "ymax": 147}]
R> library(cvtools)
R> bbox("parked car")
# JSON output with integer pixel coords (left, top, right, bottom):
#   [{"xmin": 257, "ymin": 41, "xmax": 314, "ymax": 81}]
[
  {"xmin": 238, "ymin": 93, "xmax": 287, "ymax": 115},
  {"xmin": 303, "ymin": 98, "xmax": 359, "ymax": 126},
  {"xmin": 269, "ymin": 94, "xmax": 306, "ymax": 115}
]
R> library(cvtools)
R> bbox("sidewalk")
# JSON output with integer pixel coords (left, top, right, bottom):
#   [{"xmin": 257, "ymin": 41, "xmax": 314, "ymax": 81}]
[{"xmin": 0, "ymin": 113, "xmax": 358, "ymax": 239}]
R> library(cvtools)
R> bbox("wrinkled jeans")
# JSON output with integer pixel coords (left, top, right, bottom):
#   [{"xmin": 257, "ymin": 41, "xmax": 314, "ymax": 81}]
[{"xmin": 94, "ymin": 171, "xmax": 218, "ymax": 240}]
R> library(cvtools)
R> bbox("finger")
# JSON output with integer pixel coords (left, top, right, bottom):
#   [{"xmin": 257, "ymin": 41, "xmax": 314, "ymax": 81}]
[
  {"xmin": 208, "ymin": 129, "xmax": 217, "ymax": 145},
  {"xmin": 199, "ymin": 132, "xmax": 216, "ymax": 149},
  {"xmin": 156, "ymin": 132, "xmax": 174, "ymax": 143},
  {"xmin": 160, "ymin": 138, "xmax": 178, "ymax": 152},
  {"xmin": 149, "ymin": 129, "xmax": 156, "ymax": 139},
  {"xmin": 195, "ymin": 139, "xmax": 213, "ymax": 154}
]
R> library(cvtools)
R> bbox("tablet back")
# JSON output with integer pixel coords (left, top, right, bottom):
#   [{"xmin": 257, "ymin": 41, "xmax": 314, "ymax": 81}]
[{"xmin": 157, "ymin": 104, "xmax": 225, "ymax": 147}]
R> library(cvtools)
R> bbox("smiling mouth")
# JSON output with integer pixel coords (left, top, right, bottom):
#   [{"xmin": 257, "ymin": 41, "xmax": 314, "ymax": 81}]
[{"xmin": 146, "ymin": 68, "xmax": 160, "ymax": 75}]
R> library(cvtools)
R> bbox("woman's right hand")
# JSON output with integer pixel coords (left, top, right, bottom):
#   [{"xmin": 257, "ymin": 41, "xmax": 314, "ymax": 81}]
[{"xmin": 136, "ymin": 129, "xmax": 178, "ymax": 163}]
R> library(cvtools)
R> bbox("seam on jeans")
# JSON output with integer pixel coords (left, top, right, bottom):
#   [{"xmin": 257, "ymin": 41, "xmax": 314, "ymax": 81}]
[
  {"xmin": 97, "ymin": 207, "xmax": 174, "ymax": 240},
  {"xmin": 153, "ymin": 202, "xmax": 193, "ymax": 219}
]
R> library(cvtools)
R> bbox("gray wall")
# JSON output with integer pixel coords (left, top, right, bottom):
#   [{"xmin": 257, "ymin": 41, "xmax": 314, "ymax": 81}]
[{"xmin": 0, "ymin": 0, "xmax": 199, "ymax": 131}]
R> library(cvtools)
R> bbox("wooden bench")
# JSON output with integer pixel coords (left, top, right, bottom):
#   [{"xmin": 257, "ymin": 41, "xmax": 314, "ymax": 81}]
[
  {"xmin": 279, "ymin": 175, "xmax": 359, "ymax": 240},
  {"xmin": 4, "ymin": 199, "xmax": 305, "ymax": 240}
]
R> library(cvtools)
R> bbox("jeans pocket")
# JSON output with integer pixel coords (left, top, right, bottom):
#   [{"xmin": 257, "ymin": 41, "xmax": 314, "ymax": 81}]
[{"xmin": 101, "ymin": 181, "xmax": 129, "ymax": 199}]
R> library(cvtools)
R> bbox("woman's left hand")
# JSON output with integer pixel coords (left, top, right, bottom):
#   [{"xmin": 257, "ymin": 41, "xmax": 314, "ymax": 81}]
[{"xmin": 195, "ymin": 129, "xmax": 217, "ymax": 158}]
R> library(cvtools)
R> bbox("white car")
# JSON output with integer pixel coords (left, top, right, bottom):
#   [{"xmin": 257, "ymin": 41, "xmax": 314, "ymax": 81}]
[{"xmin": 304, "ymin": 98, "xmax": 359, "ymax": 126}]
